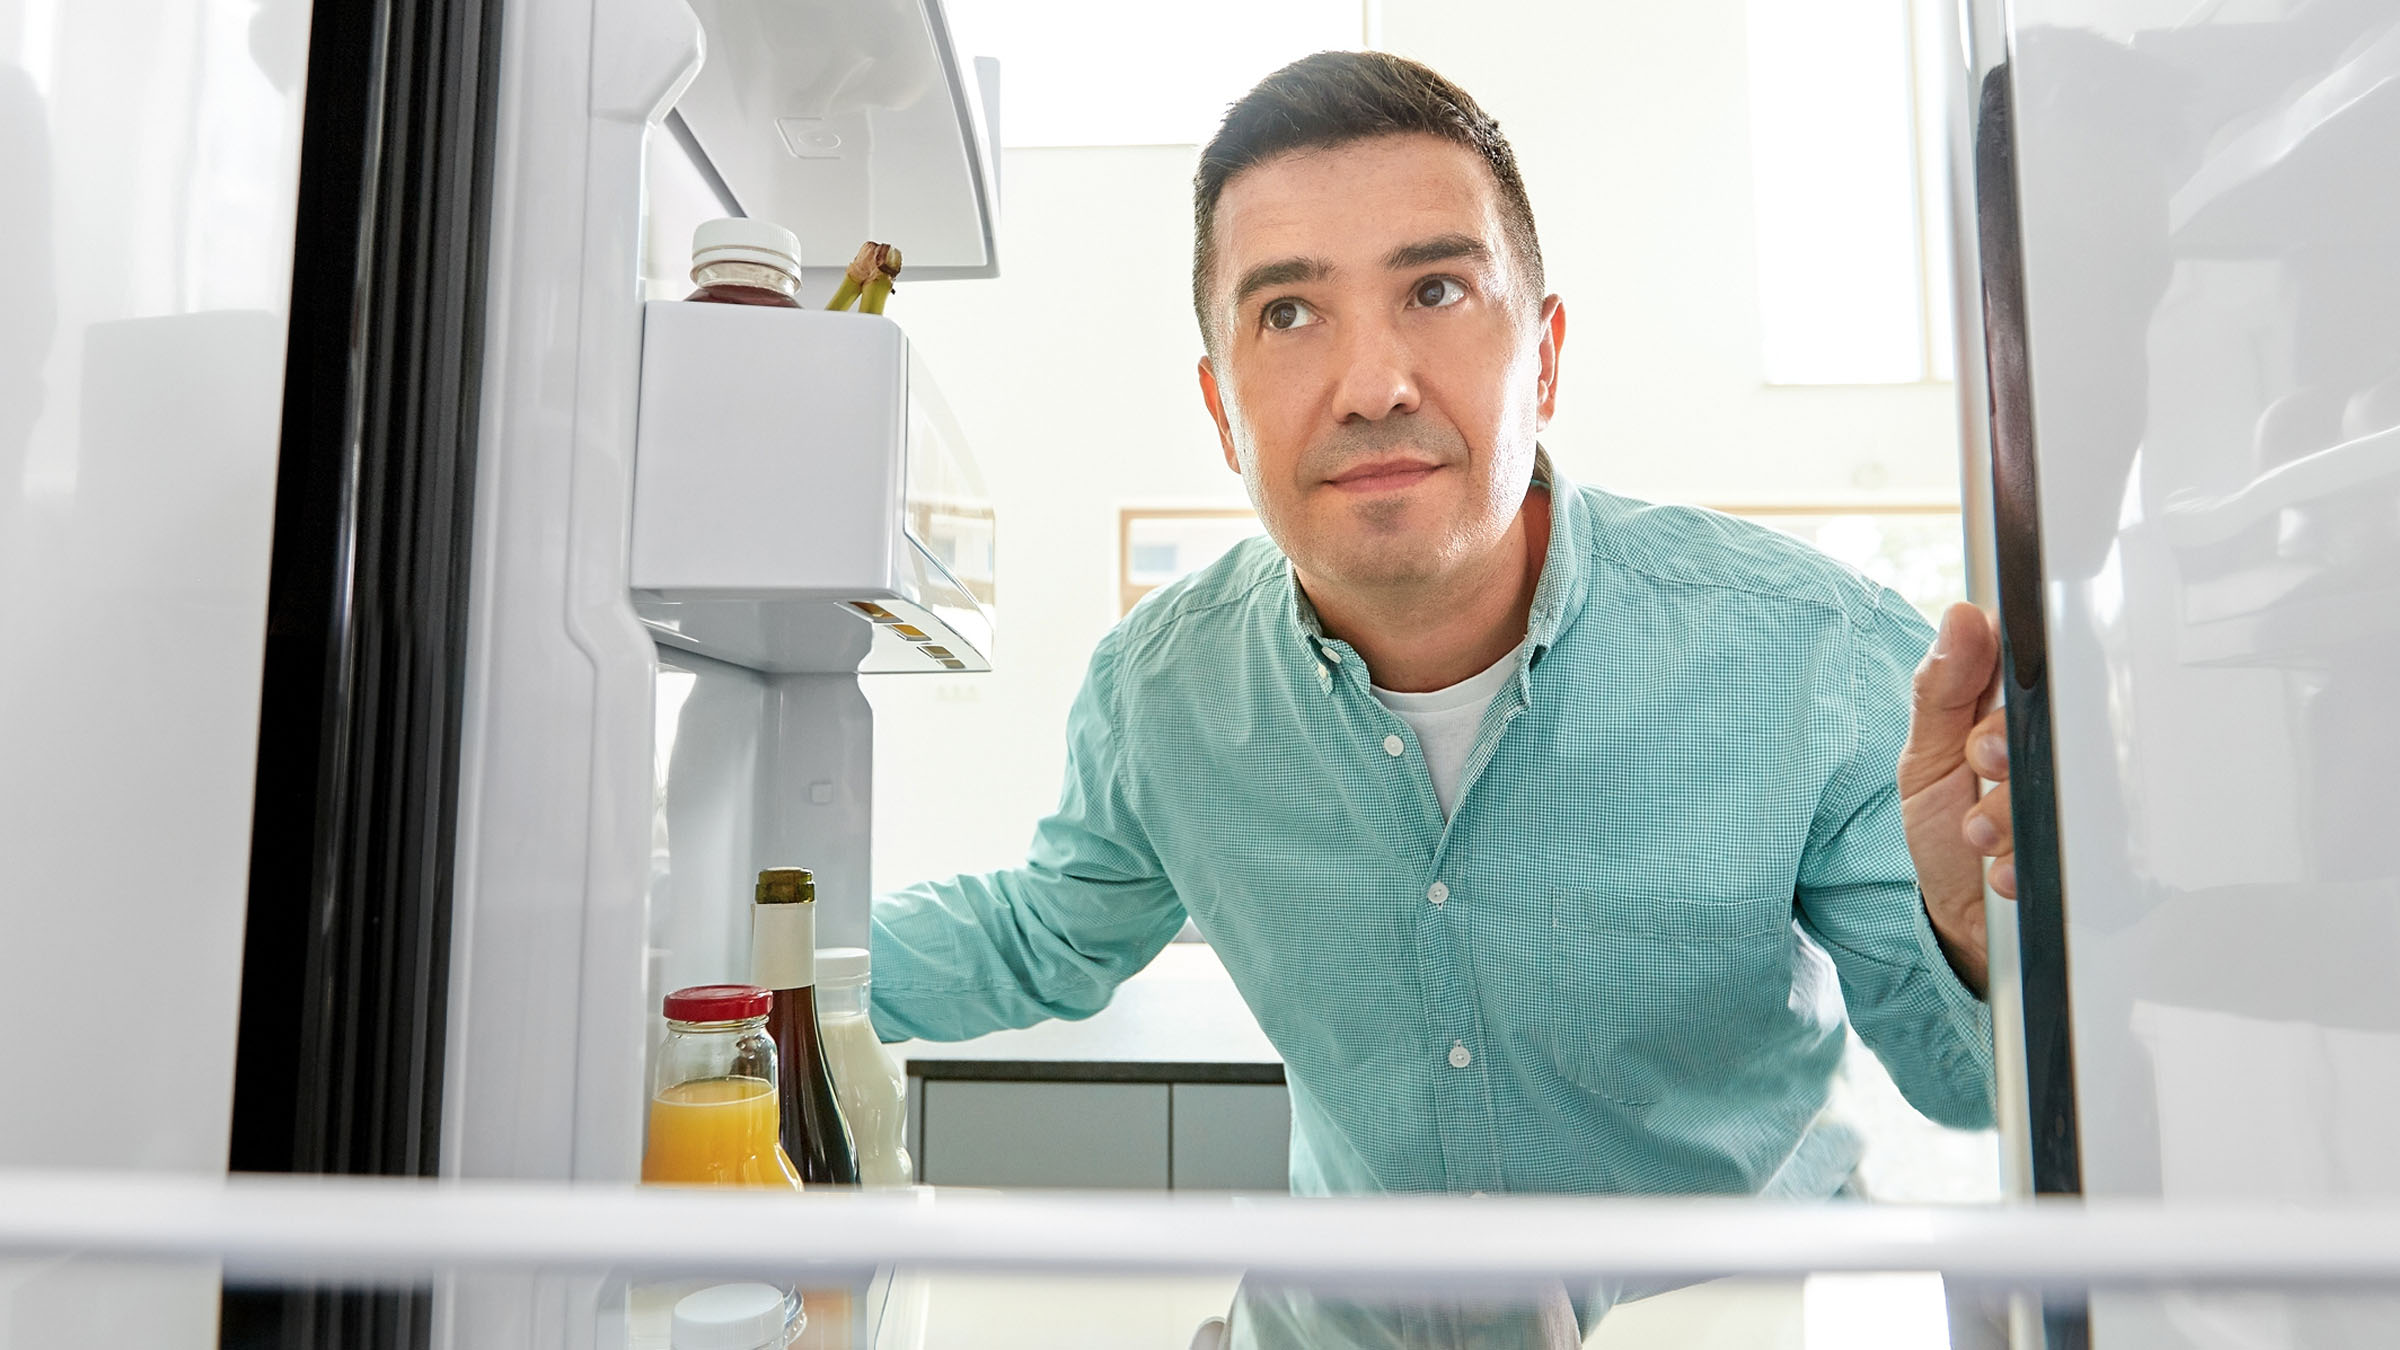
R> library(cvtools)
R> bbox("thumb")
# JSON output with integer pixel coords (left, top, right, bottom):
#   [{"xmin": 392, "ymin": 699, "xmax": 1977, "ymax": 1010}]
[{"xmin": 1900, "ymin": 603, "xmax": 1999, "ymax": 792}]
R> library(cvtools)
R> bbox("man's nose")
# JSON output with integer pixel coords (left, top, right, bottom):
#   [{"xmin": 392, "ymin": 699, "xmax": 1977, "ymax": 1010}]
[{"xmin": 1329, "ymin": 316, "xmax": 1421, "ymax": 422}]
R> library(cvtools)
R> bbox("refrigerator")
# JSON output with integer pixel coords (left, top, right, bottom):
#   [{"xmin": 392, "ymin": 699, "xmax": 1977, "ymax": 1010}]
[
  {"xmin": 1956, "ymin": 0, "xmax": 2400, "ymax": 1345},
  {"xmin": 9, "ymin": 0, "xmax": 2400, "ymax": 1346}
]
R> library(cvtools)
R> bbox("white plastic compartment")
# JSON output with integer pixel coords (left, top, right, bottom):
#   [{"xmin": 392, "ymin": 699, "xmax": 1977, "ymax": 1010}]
[{"xmin": 630, "ymin": 300, "xmax": 995, "ymax": 674}]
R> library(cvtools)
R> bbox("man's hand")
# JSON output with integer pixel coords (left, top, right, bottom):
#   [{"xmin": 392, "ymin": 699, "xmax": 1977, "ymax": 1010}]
[{"xmin": 1897, "ymin": 602, "xmax": 2014, "ymax": 996}]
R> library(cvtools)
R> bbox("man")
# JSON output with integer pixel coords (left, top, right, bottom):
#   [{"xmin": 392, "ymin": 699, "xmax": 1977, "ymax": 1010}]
[{"xmin": 872, "ymin": 50, "xmax": 2016, "ymax": 1214}]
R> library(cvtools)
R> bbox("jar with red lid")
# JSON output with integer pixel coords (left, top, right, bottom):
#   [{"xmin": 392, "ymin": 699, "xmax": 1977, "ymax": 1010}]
[{"xmin": 641, "ymin": 985, "xmax": 803, "ymax": 1189}]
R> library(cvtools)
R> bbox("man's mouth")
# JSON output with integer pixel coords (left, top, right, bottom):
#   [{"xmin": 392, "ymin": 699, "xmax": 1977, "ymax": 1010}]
[{"xmin": 1325, "ymin": 457, "xmax": 1441, "ymax": 494}]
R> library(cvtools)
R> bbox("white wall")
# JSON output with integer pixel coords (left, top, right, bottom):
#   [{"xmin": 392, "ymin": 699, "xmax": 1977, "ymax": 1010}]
[
  {"xmin": 864, "ymin": 144, "xmax": 1231, "ymax": 886},
  {"xmin": 867, "ymin": 0, "xmax": 1963, "ymax": 893}
]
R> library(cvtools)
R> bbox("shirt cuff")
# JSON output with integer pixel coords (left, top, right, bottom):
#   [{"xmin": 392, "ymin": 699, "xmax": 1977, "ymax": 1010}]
[{"xmin": 1912, "ymin": 889, "xmax": 1997, "ymax": 1088}]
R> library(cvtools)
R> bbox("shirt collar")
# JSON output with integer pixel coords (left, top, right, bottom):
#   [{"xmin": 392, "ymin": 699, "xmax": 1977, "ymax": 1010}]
[
  {"xmin": 1522, "ymin": 446, "xmax": 1587, "ymax": 664},
  {"xmin": 1285, "ymin": 445, "xmax": 1587, "ymax": 666}
]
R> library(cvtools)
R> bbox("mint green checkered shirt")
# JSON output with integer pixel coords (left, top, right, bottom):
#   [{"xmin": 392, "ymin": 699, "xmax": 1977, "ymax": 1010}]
[{"xmin": 871, "ymin": 459, "xmax": 1995, "ymax": 1198}]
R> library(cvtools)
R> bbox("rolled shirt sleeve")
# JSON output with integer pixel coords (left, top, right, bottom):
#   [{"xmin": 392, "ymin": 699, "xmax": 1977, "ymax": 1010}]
[
  {"xmin": 868, "ymin": 630, "xmax": 1188, "ymax": 1043},
  {"xmin": 1793, "ymin": 590, "xmax": 1997, "ymax": 1130}
]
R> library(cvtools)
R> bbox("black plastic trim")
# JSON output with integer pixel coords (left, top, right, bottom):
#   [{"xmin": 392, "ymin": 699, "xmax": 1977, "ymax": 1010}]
[
  {"xmin": 1971, "ymin": 52, "xmax": 2084, "ymax": 1206},
  {"xmin": 1971, "ymin": 52, "xmax": 2090, "ymax": 1350},
  {"xmin": 224, "ymin": 0, "xmax": 502, "ymax": 1341},
  {"xmin": 903, "ymin": 1059, "xmax": 1289, "ymax": 1085}
]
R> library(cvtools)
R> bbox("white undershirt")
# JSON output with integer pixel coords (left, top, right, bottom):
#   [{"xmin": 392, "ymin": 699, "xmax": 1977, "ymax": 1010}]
[{"xmin": 1369, "ymin": 643, "xmax": 1525, "ymax": 819}]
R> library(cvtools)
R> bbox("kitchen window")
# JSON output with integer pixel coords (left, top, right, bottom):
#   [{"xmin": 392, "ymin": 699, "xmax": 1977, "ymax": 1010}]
[{"xmin": 1746, "ymin": 0, "xmax": 1958, "ymax": 386}]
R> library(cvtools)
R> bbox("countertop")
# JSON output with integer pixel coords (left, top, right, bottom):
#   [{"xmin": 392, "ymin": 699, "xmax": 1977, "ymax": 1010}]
[{"xmin": 891, "ymin": 943, "xmax": 1285, "ymax": 1084}]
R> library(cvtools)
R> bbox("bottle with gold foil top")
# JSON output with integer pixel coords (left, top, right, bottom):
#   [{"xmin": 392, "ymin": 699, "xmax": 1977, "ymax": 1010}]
[{"xmin": 751, "ymin": 867, "xmax": 861, "ymax": 1185}]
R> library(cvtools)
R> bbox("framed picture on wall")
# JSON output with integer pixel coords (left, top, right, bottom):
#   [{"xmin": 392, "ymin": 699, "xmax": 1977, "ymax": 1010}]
[{"xmin": 1117, "ymin": 508, "xmax": 1268, "ymax": 615}]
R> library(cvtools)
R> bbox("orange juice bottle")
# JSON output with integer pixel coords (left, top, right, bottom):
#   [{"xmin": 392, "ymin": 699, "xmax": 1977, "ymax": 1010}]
[{"xmin": 642, "ymin": 985, "xmax": 803, "ymax": 1189}]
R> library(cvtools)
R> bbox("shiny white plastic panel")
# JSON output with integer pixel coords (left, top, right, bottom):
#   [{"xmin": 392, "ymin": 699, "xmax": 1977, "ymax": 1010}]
[
  {"xmin": 444, "ymin": 0, "xmax": 701, "ymax": 1195},
  {"xmin": 649, "ymin": 648, "xmax": 875, "ymax": 1000},
  {"xmin": 440, "ymin": 3, "xmax": 704, "ymax": 1347},
  {"xmin": 0, "ymin": 0, "xmax": 307, "ymax": 1169},
  {"xmin": 1997, "ymin": 2, "xmax": 2400, "ymax": 1344},
  {"xmin": 0, "ymin": 3, "xmax": 309, "ymax": 1346}
]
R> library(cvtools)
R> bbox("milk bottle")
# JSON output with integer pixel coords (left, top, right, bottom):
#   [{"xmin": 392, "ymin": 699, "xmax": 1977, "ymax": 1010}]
[{"xmin": 814, "ymin": 948, "xmax": 914, "ymax": 1186}]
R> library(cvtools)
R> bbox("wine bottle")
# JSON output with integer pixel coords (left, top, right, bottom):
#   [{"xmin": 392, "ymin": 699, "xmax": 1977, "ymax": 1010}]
[{"xmin": 750, "ymin": 867, "xmax": 860, "ymax": 1185}]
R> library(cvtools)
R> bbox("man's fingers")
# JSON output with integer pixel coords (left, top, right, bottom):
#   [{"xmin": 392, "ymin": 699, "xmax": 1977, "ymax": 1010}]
[
  {"xmin": 1901, "ymin": 603, "xmax": 2000, "ymax": 794},
  {"xmin": 1966, "ymin": 707, "xmax": 2010, "ymax": 782},
  {"xmin": 1963, "ymin": 786, "xmax": 2014, "ymax": 856},
  {"xmin": 1990, "ymin": 858, "xmax": 2017, "ymax": 899}
]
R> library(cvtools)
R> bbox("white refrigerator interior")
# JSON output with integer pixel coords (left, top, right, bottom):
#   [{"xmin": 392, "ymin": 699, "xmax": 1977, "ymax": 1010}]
[
  {"xmin": 0, "ymin": 0, "xmax": 311, "ymax": 1345},
  {"xmin": 1994, "ymin": 0, "xmax": 2400, "ymax": 1344}
]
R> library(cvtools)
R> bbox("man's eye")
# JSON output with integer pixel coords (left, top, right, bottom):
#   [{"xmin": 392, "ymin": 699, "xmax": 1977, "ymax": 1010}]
[
  {"xmin": 1263, "ymin": 298, "xmax": 1320, "ymax": 331},
  {"xmin": 1411, "ymin": 277, "xmax": 1466, "ymax": 308}
]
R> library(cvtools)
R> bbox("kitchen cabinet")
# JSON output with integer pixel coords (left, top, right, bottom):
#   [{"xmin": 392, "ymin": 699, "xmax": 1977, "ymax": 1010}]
[
  {"xmin": 919, "ymin": 1081, "xmax": 1171, "ymax": 1189},
  {"xmin": 895, "ymin": 945, "xmax": 1289, "ymax": 1192}
]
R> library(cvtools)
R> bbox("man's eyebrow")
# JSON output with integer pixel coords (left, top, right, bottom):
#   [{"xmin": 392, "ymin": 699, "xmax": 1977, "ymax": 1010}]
[
  {"xmin": 1231, "ymin": 256, "xmax": 1332, "ymax": 310},
  {"xmin": 1383, "ymin": 233, "xmax": 1492, "ymax": 272}
]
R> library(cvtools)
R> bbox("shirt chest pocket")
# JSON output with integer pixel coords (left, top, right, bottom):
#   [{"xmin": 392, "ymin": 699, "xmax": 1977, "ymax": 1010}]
[{"xmin": 1534, "ymin": 888, "xmax": 1801, "ymax": 1106}]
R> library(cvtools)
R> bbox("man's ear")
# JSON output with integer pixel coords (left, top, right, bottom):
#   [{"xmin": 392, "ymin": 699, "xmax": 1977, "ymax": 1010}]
[
  {"xmin": 1534, "ymin": 295, "xmax": 1567, "ymax": 429},
  {"xmin": 1198, "ymin": 355, "xmax": 1242, "ymax": 474}
]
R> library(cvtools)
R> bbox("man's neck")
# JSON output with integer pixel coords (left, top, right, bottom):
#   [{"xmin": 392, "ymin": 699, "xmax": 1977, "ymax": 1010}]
[{"xmin": 1300, "ymin": 487, "xmax": 1553, "ymax": 694}]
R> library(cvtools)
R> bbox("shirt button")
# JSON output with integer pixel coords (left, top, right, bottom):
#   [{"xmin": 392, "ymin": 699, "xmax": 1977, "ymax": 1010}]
[
  {"xmin": 1383, "ymin": 734, "xmax": 1405, "ymax": 757},
  {"xmin": 1325, "ymin": 649, "xmax": 1343, "ymax": 664},
  {"xmin": 1427, "ymin": 881, "xmax": 1449, "ymax": 906},
  {"xmin": 1447, "ymin": 1041, "xmax": 1472, "ymax": 1070}
]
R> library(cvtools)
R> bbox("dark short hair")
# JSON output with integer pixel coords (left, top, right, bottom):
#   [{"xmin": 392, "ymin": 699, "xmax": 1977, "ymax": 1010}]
[{"xmin": 1192, "ymin": 51, "xmax": 1545, "ymax": 349}]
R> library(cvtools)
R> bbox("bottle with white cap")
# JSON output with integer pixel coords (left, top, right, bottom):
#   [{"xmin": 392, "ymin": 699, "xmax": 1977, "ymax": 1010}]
[
  {"xmin": 815, "ymin": 946, "xmax": 914, "ymax": 1186},
  {"xmin": 670, "ymin": 1282, "xmax": 802, "ymax": 1350},
  {"xmin": 685, "ymin": 217, "xmax": 804, "ymax": 308}
]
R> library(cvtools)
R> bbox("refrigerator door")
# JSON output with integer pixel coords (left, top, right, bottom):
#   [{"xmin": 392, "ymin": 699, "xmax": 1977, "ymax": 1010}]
[
  {"xmin": 1967, "ymin": 1, "xmax": 2400, "ymax": 1345},
  {"xmin": 0, "ymin": 0, "xmax": 312, "ymax": 1344}
]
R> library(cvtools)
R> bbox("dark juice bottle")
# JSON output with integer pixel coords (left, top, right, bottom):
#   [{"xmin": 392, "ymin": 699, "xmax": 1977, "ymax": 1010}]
[
  {"xmin": 751, "ymin": 867, "xmax": 861, "ymax": 1185},
  {"xmin": 685, "ymin": 217, "xmax": 803, "ymax": 307}
]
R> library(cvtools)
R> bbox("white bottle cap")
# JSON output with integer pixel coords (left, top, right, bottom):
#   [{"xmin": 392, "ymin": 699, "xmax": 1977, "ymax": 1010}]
[
  {"xmin": 816, "ymin": 946, "xmax": 871, "ymax": 987},
  {"xmin": 670, "ymin": 1282, "xmax": 801, "ymax": 1350},
  {"xmin": 690, "ymin": 217, "xmax": 802, "ymax": 277}
]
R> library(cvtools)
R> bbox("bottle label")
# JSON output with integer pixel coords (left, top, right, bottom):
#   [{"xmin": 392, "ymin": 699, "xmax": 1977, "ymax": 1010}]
[{"xmin": 751, "ymin": 903, "xmax": 817, "ymax": 990}]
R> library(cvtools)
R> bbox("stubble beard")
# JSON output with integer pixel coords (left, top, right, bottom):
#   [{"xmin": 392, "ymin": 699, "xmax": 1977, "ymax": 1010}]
[{"xmin": 1234, "ymin": 417, "xmax": 1478, "ymax": 592}]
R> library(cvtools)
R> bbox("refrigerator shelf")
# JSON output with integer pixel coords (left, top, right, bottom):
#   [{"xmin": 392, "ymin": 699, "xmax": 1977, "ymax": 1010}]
[{"xmin": 671, "ymin": 0, "xmax": 999, "ymax": 281}]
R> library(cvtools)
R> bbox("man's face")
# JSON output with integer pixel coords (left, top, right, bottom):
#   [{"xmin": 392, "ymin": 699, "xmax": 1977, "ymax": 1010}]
[{"xmin": 1198, "ymin": 134, "xmax": 1564, "ymax": 594}]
